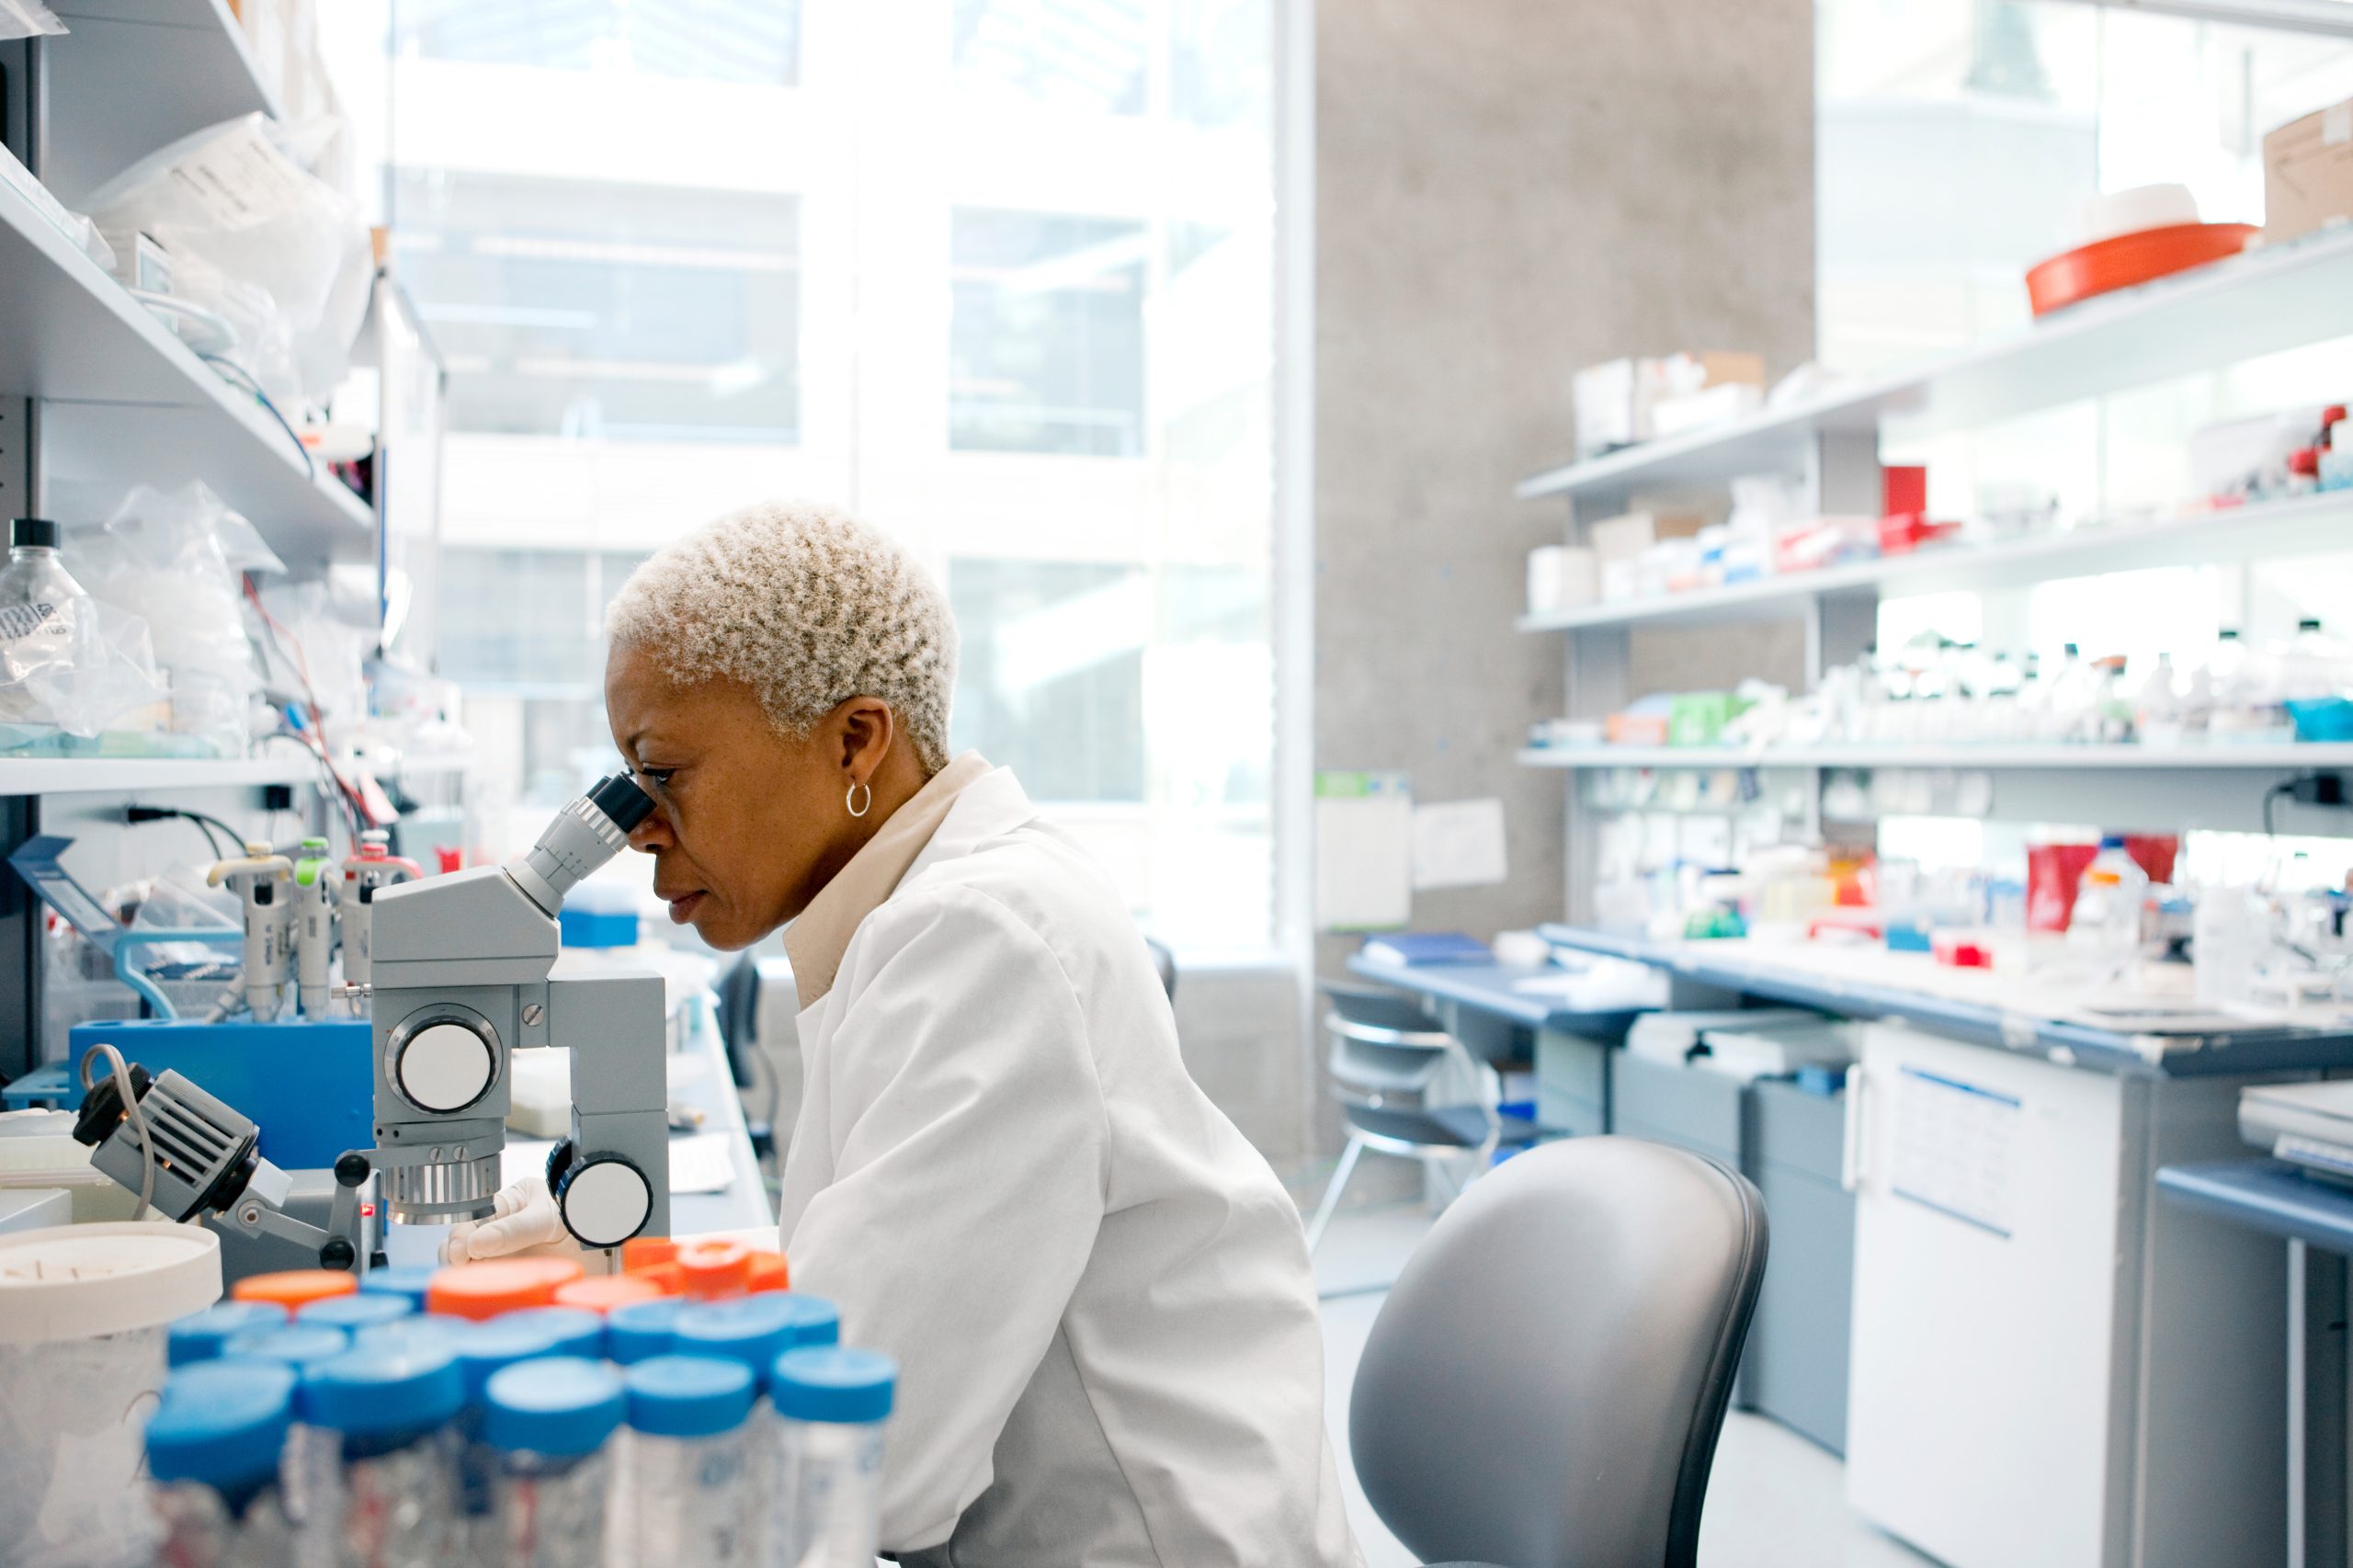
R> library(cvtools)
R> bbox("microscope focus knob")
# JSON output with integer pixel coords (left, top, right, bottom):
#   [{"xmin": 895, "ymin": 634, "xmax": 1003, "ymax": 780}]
[
  {"xmin": 551, "ymin": 1144, "xmax": 654, "ymax": 1249},
  {"xmin": 394, "ymin": 1019, "xmax": 497, "ymax": 1114}
]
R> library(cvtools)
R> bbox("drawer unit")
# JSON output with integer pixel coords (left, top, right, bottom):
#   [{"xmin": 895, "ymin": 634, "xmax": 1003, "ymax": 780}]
[
  {"xmin": 1534, "ymin": 1026, "xmax": 1609, "ymax": 1137},
  {"xmin": 1611, "ymin": 1051, "xmax": 1744, "ymax": 1165},
  {"xmin": 1743, "ymin": 1075, "xmax": 1854, "ymax": 1454}
]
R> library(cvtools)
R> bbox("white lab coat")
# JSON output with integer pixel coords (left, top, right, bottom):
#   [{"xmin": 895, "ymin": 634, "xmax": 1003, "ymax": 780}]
[{"xmin": 777, "ymin": 766, "xmax": 1360, "ymax": 1567}]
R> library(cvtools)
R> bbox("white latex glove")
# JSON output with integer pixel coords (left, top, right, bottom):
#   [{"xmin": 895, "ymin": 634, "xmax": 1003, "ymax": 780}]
[{"xmin": 438, "ymin": 1176, "xmax": 570, "ymax": 1265}]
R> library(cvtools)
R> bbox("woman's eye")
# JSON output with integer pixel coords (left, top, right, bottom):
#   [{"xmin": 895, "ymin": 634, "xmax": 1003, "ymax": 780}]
[{"xmin": 639, "ymin": 767, "xmax": 676, "ymax": 790}]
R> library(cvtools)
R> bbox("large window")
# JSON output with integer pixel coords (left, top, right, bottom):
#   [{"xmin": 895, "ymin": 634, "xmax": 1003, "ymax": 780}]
[
  {"xmin": 396, "ymin": 0, "xmax": 802, "ymax": 84},
  {"xmin": 394, "ymin": 173, "xmax": 800, "ymax": 443},
  {"xmin": 391, "ymin": 1, "xmax": 1281, "ymax": 952},
  {"xmin": 949, "ymin": 210, "xmax": 1147, "ymax": 457}
]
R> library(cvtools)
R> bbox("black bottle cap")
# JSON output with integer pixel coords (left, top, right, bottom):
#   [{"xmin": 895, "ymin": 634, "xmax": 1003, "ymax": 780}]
[
  {"xmin": 10, "ymin": 517, "xmax": 58, "ymax": 550},
  {"xmin": 587, "ymin": 773, "xmax": 657, "ymax": 834}
]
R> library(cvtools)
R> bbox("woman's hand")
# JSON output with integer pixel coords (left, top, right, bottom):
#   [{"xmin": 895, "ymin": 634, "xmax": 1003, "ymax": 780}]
[{"xmin": 438, "ymin": 1176, "xmax": 579, "ymax": 1265}]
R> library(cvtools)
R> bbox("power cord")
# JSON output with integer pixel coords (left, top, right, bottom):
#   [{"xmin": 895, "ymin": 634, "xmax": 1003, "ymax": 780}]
[
  {"xmin": 2268, "ymin": 773, "xmax": 2349, "ymax": 835},
  {"xmin": 198, "ymin": 352, "xmax": 315, "ymax": 479},
  {"xmin": 79, "ymin": 1041, "xmax": 156, "ymax": 1220},
  {"xmin": 126, "ymin": 804, "xmax": 240, "ymax": 860}
]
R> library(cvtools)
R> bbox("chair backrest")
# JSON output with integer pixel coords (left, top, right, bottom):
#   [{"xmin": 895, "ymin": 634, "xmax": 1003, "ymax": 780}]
[
  {"xmin": 1319, "ymin": 979, "xmax": 1447, "ymax": 1040},
  {"xmin": 1143, "ymin": 937, "xmax": 1177, "ymax": 1001},
  {"xmin": 1349, "ymin": 1136, "xmax": 1768, "ymax": 1568}
]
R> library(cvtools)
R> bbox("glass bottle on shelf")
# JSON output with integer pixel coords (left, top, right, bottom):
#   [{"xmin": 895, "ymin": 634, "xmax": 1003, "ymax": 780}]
[{"xmin": 0, "ymin": 517, "xmax": 96, "ymax": 731}]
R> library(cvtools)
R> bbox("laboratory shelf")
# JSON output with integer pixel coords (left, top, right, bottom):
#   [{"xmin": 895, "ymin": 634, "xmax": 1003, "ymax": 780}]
[
  {"xmin": 1516, "ymin": 226, "xmax": 2353, "ymax": 503},
  {"xmin": 1517, "ymin": 491, "xmax": 2353, "ymax": 633},
  {"xmin": 1537, "ymin": 924, "xmax": 2353, "ymax": 1077},
  {"xmin": 45, "ymin": 0, "xmax": 280, "ymax": 210},
  {"xmin": 0, "ymin": 748, "xmax": 466, "ymax": 797},
  {"xmin": 0, "ymin": 153, "xmax": 372, "ymax": 569},
  {"xmin": 1517, "ymin": 743, "xmax": 2353, "ymax": 772}
]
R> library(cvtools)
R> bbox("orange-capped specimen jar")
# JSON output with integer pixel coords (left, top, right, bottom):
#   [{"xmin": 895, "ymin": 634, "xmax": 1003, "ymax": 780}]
[
  {"xmin": 676, "ymin": 1238, "xmax": 753, "ymax": 1300},
  {"xmin": 233, "ymin": 1269, "xmax": 360, "ymax": 1310},
  {"xmin": 426, "ymin": 1257, "xmax": 585, "ymax": 1321},
  {"xmin": 747, "ymin": 1251, "xmax": 790, "ymax": 1294},
  {"xmin": 621, "ymin": 1237, "xmax": 679, "ymax": 1273},
  {"xmin": 553, "ymin": 1273, "xmax": 666, "ymax": 1313}
]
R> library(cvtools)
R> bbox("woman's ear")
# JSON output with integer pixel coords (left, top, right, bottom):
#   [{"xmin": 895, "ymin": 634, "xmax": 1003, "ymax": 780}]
[{"xmin": 835, "ymin": 696, "xmax": 898, "ymax": 781}]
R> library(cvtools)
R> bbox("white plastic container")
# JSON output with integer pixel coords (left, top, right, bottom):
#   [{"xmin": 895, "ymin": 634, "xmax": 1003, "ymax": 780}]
[{"xmin": 0, "ymin": 1221, "xmax": 222, "ymax": 1568}]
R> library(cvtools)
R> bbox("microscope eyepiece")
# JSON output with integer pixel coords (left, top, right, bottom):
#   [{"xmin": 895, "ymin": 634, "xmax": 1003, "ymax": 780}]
[
  {"xmin": 588, "ymin": 773, "xmax": 658, "ymax": 835},
  {"xmin": 506, "ymin": 776, "xmax": 655, "ymax": 915}
]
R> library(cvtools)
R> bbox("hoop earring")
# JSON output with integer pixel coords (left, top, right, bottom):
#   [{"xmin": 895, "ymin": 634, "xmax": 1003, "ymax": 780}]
[{"xmin": 847, "ymin": 781, "xmax": 872, "ymax": 819}]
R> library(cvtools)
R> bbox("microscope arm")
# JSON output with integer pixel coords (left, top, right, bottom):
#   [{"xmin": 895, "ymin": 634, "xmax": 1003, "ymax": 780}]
[{"xmin": 540, "ymin": 971, "xmax": 671, "ymax": 1248}]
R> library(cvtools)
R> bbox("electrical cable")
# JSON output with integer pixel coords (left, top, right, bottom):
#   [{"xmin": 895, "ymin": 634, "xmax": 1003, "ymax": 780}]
[
  {"xmin": 244, "ymin": 575, "xmax": 373, "ymax": 833},
  {"xmin": 199, "ymin": 352, "xmax": 315, "ymax": 478},
  {"xmin": 79, "ymin": 1040, "xmax": 156, "ymax": 1220},
  {"xmin": 127, "ymin": 805, "xmax": 237, "ymax": 861}
]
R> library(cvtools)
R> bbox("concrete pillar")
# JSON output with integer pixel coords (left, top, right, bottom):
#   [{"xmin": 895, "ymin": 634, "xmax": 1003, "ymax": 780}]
[{"xmin": 1313, "ymin": 0, "xmax": 1817, "ymax": 991}]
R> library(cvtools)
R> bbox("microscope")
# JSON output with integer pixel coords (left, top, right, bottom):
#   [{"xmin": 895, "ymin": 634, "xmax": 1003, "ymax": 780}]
[
  {"xmin": 73, "ymin": 776, "xmax": 672, "ymax": 1269},
  {"xmin": 361, "ymin": 773, "xmax": 671, "ymax": 1247}
]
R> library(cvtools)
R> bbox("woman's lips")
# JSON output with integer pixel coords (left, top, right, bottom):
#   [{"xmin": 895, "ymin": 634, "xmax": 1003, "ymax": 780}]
[{"xmin": 665, "ymin": 892, "xmax": 706, "ymax": 924}]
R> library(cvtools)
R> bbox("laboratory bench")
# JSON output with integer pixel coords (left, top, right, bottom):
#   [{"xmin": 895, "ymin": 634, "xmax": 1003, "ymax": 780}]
[
  {"xmin": 1539, "ymin": 922, "xmax": 2353, "ymax": 1077},
  {"xmin": 2157, "ymin": 1159, "xmax": 2353, "ymax": 1568},
  {"xmin": 1342, "ymin": 951, "xmax": 1647, "ymax": 1047},
  {"xmin": 1526, "ymin": 920, "xmax": 2351, "ymax": 1567}
]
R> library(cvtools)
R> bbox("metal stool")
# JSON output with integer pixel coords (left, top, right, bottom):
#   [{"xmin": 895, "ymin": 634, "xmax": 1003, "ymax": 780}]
[{"xmin": 1304, "ymin": 982, "xmax": 1538, "ymax": 1254}]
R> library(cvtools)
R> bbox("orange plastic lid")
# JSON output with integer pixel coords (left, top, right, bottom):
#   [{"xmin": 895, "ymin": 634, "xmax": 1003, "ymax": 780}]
[
  {"xmin": 2024, "ymin": 222, "xmax": 2257, "ymax": 316},
  {"xmin": 634, "ymin": 1262, "xmax": 687, "ymax": 1296},
  {"xmin": 553, "ymin": 1274, "xmax": 665, "ymax": 1313},
  {"xmin": 426, "ymin": 1257, "xmax": 585, "ymax": 1321},
  {"xmin": 233, "ymin": 1269, "xmax": 360, "ymax": 1309},
  {"xmin": 747, "ymin": 1251, "xmax": 790, "ymax": 1294},
  {"xmin": 676, "ymin": 1238, "xmax": 753, "ymax": 1300},
  {"xmin": 621, "ymin": 1236, "xmax": 679, "ymax": 1273}
]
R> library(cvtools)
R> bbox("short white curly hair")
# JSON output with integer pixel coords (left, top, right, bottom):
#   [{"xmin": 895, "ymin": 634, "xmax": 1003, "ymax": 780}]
[{"xmin": 606, "ymin": 500, "xmax": 959, "ymax": 773}]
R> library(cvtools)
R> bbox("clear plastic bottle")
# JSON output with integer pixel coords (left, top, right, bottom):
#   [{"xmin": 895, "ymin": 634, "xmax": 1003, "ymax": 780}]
[
  {"xmin": 296, "ymin": 1290, "xmax": 417, "ymax": 1335},
  {"xmin": 676, "ymin": 1294, "xmax": 843, "ymax": 1568},
  {"xmin": 767, "ymin": 1346, "xmax": 898, "ymax": 1568},
  {"xmin": 482, "ymin": 1357, "xmax": 626, "ymax": 1568},
  {"xmin": 0, "ymin": 517, "xmax": 95, "ymax": 729},
  {"xmin": 147, "ymin": 1359, "xmax": 301, "ymax": 1568},
  {"xmin": 167, "ymin": 1300, "xmax": 290, "ymax": 1368},
  {"xmin": 2046, "ymin": 642, "xmax": 2093, "ymax": 743},
  {"xmin": 2281, "ymin": 618, "xmax": 2349, "ymax": 702},
  {"xmin": 497, "ymin": 1305, "xmax": 606, "ymax": 1361},
  {"xmin": 219, "ymin": 1321, "xmax": 354, "ymax": 1532},
  {"xmin": 358, "ymin": 1265, "xmax": 441, "ymax": 1313},
  {"xmin": 453, "ymin": 1315, "xmax": 565, "ymax": 1562},
  {"xmin": 606, "ymin": 1297, "xmax": 691, "ymax": 1366},
  {"xmin": 2068, "ymin": 835, "xmax": 2149, "ymax": 975},
  {"xmin": 301, "ymin": 1342, "xmax": 466, "ymax": 1568},
  {"xmin": 624, "ymin": 1353, "xmax": 756, "ymax": 1567}
]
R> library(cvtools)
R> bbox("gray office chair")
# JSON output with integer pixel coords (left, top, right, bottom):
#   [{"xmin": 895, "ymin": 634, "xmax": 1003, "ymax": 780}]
[
  {"xmin": 1143, "ymin": 936, "xmax": 1177, "ymax": 1001},
  {"xmin": 1305, "ymin": 983, "xmax": 1537, "ymax": 1254},
  {"xmin": 1350, "ymin": 1136, "xmax": 1769, "ymax": 1568}
]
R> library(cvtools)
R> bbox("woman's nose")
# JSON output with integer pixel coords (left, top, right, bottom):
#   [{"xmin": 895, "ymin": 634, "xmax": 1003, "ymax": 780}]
[{"xmin": 628, "ymin": 807, "xmax": 675, "ymax": 852}]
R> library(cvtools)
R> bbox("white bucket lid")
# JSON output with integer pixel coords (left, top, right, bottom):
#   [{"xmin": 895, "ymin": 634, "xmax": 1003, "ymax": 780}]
[{"xmin": 0, "ymin": 1221, "xmax": 222, "ymax": 1343}]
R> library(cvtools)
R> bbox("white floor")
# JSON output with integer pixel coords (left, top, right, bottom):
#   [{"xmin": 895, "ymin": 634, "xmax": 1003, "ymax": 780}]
[{"xmin": 1313, "ymin": 1200, "xmax": 1938, "ymax": 1568}]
